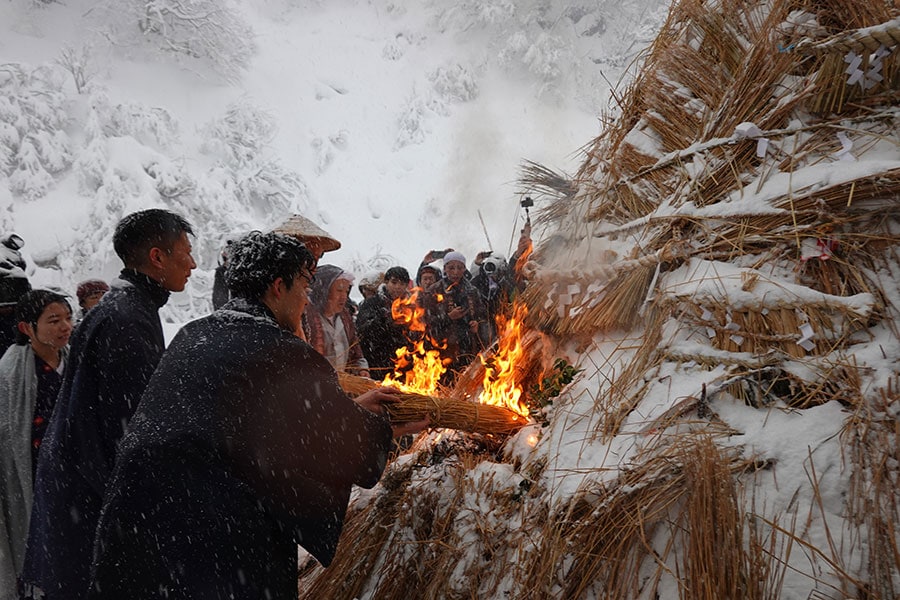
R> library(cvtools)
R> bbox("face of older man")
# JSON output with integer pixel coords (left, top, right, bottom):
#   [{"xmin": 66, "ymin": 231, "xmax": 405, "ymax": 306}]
[{"xmin": 325, "ymin": 277, "xmax": 351, "ymax": 316}]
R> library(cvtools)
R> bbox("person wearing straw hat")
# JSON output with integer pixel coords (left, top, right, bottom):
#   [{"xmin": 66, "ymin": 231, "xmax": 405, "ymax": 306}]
[{"xmin": 87, "ymin": 231, "xmax": 427, "ymax": 599}]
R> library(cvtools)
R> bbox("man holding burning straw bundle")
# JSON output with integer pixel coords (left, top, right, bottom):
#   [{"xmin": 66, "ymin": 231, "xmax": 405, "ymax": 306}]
[{"xmin": 87, "ymin": 231, "xmax": 427, "ymax": 599}]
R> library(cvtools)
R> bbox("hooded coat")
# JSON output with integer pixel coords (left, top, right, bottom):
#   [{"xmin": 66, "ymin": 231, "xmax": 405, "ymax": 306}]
[
  {"xmin": 88, "ymin": 298, "xmax": 393, "ymax": 599},
  {"xmin": 304, "ymin": 265, "xmax": 367, "ymax": 373},
  {"xmin": 23, "ymin": 269, "xmax": 169, "ymax": 599}
]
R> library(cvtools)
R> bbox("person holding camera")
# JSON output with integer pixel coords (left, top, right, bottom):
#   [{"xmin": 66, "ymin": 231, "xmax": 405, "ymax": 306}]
[{"xmin": 470, "ymin": 251, "xmax": 518, "ymax": 347}]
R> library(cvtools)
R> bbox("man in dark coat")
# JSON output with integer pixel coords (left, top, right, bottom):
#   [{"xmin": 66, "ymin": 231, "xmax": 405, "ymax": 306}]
[
  {"xmin": 425, "ymin": 251, "xmax": 486, "ymax": 381},
  {"xmin": 22, "ymin": 209, "xmax": 196, "ymax": 599},
  {"xmin": 357, "ymin": 266, "xmax": 413, "ymax": 379},
  {"xmin": 88, "ymin": 231, "xmax": 427, "ymax": 599}
]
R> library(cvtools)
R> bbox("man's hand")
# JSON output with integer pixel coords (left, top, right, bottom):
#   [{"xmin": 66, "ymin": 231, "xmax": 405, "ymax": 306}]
[
  {"xmin": 448, "ymin": 304, "xmax": 466, "ymax": 320},
  {"xmin": 353, "ymin": 386, "xmax": 401, "ymax": 415},
  {"xmin": 475, "ymin": 250, "xmax": 492, "ymax": 265}
]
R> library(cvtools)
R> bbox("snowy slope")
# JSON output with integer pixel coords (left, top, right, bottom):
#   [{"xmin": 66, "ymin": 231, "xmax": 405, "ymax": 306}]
[{"xmin": 1, "ymin": 0, "xmax": 667, "ymax": 321}]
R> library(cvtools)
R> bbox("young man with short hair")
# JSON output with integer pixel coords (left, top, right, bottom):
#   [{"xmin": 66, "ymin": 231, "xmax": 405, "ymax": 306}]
[
  {"xmin": 23, "ymin": 208, "xmax": 196, "ymax": 599},
  {"xmin": 88, "ymin": 231, "xmax": 426, "ymax": 598},
  {"xmin": 357, "ymin": 266, "xmax": 414, "ymax": 377}
]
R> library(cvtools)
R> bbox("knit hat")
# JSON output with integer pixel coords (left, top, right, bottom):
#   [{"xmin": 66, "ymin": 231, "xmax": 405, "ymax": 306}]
[
  {"xmin": 443, "ymin": 251, "xmax": 466, "ymax": 266},
  {"xmin": 76, "ymin": 279, "xmax": 110, "ymax": 305}
]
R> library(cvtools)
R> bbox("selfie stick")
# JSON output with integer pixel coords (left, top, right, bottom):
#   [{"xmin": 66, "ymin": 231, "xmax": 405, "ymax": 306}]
[{"xmin": 477, "ymin": 209, "xmax": 493, "ymax": 251}]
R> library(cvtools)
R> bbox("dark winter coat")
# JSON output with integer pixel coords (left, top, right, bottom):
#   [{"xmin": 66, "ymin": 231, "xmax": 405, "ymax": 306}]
[
  {"xmin": 425, "ymin": 276, "xmax": 486, "ymax": 372},
  {"xmin": 470, "ymin": 267, "xmax": 517, "ymax": 346},
  {"xmin": 356, "ymin": 286, "xmax": 409, "ymax": 376},
  {"xmin": 22, "ymin": 269, "xmax": 169, "ymax": 599},
  {"xmin": 88, "ymin": 297, "xmax": 393, "ymax": 600}
]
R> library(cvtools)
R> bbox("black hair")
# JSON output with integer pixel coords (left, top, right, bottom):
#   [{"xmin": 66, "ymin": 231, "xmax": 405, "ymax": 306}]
[
  {"xmin": 14, "ymin": 289, "xmax": 72, "ymax": 345},
  {"xmin": 384, "ymin": 266, "xmax": 410, "ymax": 283},
  {"xmin": 225, "ymin": 231, "xmax": 315, "ymax": 300},
  {"xmin": 112, "ymin": 209, "xmax": 194, "ymax": 268}
]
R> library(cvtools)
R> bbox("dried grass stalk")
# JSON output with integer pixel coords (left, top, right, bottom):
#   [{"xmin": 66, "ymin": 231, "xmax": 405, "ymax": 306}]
[
  {"xmin": 842, "ymin": 377, "xmax": 900, "ymax": 600},
  {"xmin": 338, "ymin": 372, "xmax": 528, "ymax": 436},
  {"xmin": 298, "ymin": 460, "xmax": 418, "ymax": 599}
]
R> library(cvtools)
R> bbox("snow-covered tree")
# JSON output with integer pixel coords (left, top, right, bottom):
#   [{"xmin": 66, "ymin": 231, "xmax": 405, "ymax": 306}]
[
  {"xmin": 91, "ymin": 0, "xmax": 255, "ymax": 81},
  {"xmin": 55, "ymin": 43, "xmax": 97, "ymax": 95},
  {"xmin": 0, "ymin": 63, "xmax": 72, "ymax": 199},
  {"xmin": 200, "ymin": 102, "xmax": 311, "ymax": 220}
]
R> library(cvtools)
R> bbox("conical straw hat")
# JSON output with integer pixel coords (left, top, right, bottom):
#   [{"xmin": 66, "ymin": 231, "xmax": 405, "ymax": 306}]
[{"xmin": 271, "ymin": 214, "xmax": 341, "ymax": 252}]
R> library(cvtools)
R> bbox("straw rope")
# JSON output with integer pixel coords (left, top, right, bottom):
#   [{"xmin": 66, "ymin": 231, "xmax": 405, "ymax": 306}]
[{"xmin": 797, "ymin": 18, "xmax": 900, "ymax": 55}]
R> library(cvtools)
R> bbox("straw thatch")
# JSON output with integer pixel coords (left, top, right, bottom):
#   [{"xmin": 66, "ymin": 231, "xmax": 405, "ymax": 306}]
[
  {"xmin": 300, "ymin": 0, "xmax": 900, "ymax": 597},
  {"xmin": 271, "ymin": 213, "xmax": 341, "ymax": 252}
]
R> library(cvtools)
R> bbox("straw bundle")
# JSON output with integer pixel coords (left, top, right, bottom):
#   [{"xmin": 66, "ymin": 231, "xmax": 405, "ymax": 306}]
[
  {"xmin": 337, "ymin": 372, "xmax": 528, "ymax": 436},
  {"xmin": 299, "ymin": 459, "xmax": 418, "ymax": 599},
  {"xmin": 526, "ymin": 434, "xmax": 783, "ymax": 600},
  {"xmin": 843, "ymin": 378, "xmax": 900, "ymax": 599},
  {"xmin": 521, "ymin": 247, "xmax": 666, "ymax": 336},
  {"xmin": 672, "ymin": 298, "xmax": 872, "ymax": 358}
]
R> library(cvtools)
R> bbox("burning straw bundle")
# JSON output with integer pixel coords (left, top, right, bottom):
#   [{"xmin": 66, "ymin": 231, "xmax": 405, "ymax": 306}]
[{"xmin": 337, "ymin": 373, "xmax": 528, "ymax": 436}]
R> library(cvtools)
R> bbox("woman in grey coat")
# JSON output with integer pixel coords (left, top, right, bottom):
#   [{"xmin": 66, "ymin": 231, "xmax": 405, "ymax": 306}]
[{"xmin": 0, "ymin": 290, "xmax": 72, "ymax": 600}]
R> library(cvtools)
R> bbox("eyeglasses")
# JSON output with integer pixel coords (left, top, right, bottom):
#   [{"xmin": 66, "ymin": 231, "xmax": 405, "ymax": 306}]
[{"xmin": 298, "ymin": 271, "xmax": 316, "ymax": 285}]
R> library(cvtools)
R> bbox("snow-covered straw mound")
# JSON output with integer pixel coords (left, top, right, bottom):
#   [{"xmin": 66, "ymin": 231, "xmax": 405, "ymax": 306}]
[{"xmin": 299, "ymin": 0, "xmax": 899, "ymax": 598}]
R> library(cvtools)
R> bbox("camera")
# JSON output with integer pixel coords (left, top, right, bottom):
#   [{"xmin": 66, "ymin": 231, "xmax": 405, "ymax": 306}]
[
  {"xmin": 482, "ymin": 255, "xmax": 506, "ymax": 276},
  {"xmin": 520, "ymin": 197, "xmax": 534, "ymax": 209}
]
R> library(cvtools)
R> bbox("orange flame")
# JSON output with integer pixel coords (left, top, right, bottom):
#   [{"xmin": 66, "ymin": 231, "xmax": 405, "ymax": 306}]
[
  {"xmin": 382, "ymin": 289, "xmax": 447, "ymax": 395},
  {"xmin": 382, "ymin": 338, "xmax": 447, "ymax": 395},
  {"xmin": 514, "ymin": 240, "xmax": 533, "ymax": 278},
  {"xmin": 479, "ymin": 303, "xmax": 529, "ymax": 417},
  {"xmin": 391, "ymin": 289, "xmax": 426, "ymax": 333}
]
